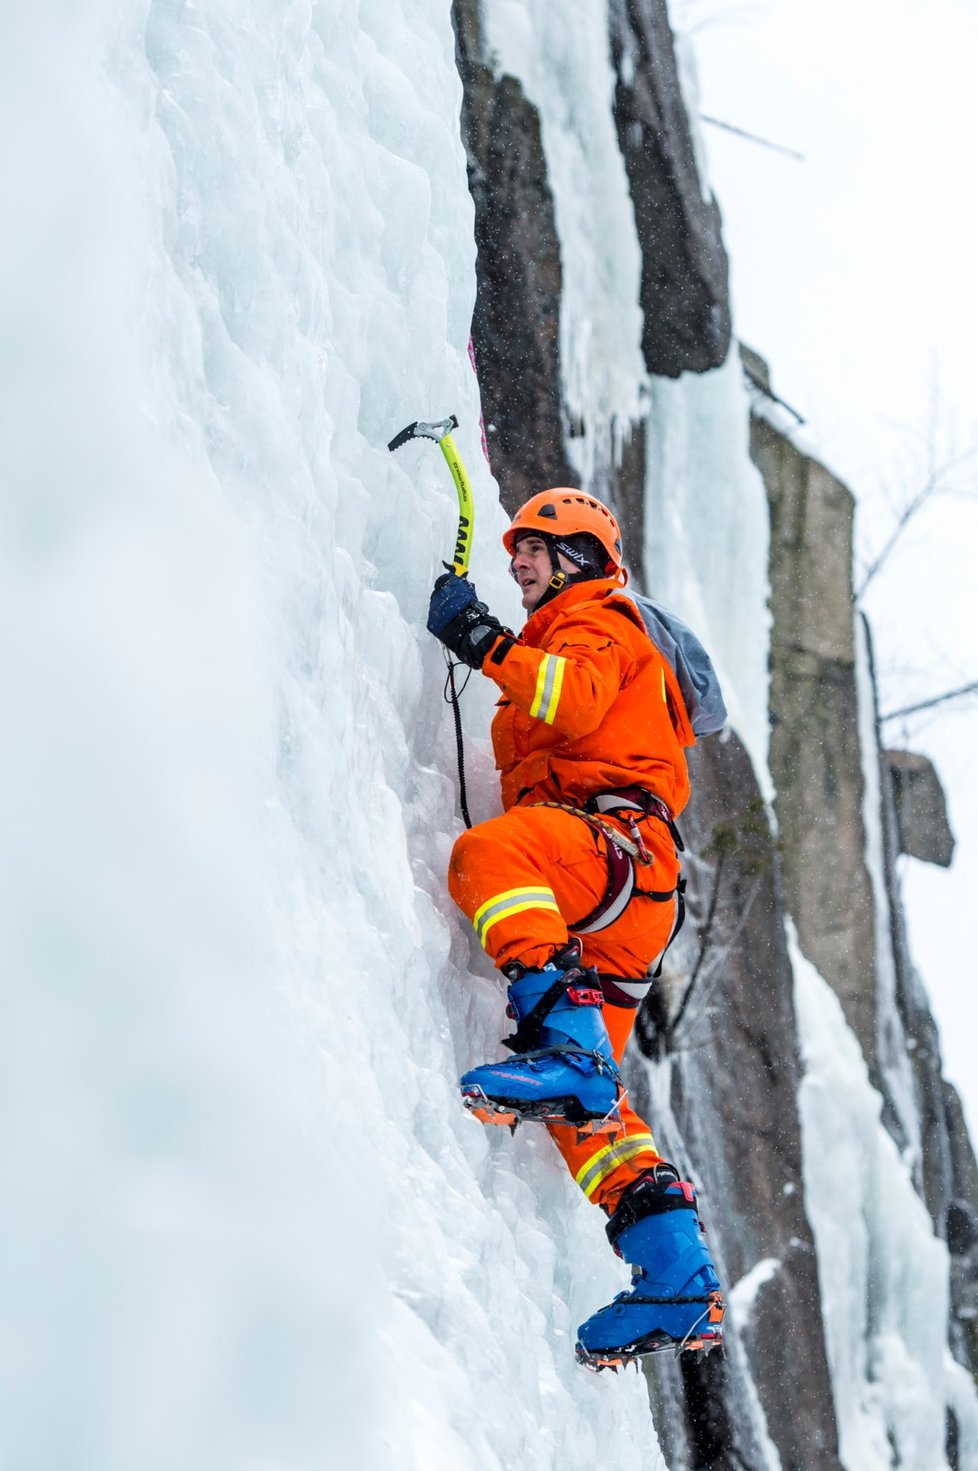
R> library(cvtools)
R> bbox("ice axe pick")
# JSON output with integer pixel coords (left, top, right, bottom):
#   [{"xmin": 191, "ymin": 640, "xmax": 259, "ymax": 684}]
[{"xmin": 387, "ymin": 414, "xmax": 474, "ymax": 576}]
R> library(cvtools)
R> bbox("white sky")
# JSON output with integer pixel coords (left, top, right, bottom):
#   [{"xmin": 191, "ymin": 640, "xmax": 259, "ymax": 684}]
[{"xmin": 680, "ymin": 0, "xmax": 978, "ymax": 1146}]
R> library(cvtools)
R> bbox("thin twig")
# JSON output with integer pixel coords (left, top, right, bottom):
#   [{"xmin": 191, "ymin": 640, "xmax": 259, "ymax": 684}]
[
  {"xmin": 665, "ymin": 851, "xmax": 726, "ymax": 1044},
  {"xmin": 700, "ymin": 114, "xmax": 805, "ymax": 161},
  {"xmin": 670, "ymin": 877, "xmax": 763, "ymax": 1049},
  {"xmin": 880, "ymin": 680, "xmax": 978, "ymax": 722},
  {"xmin": 855, "ymin": 454, "xmax": 974, "ymax": 601},
  {"xmin": 742, "ymin": 362, "xmax": 806, "ymax": 425},
  {"xmin": 855, "ymin": 386, "xmax": 977, "ymax": 604}
]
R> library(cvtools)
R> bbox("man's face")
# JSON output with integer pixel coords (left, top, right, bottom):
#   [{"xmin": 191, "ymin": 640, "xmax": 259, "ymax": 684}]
[
  {"xmin": 512, "ymin": 535, "xmax": 575, "ymax": 612},
  {"xmin": 511, "ymin": 535, "xmax": 553, "ymax": 611}
]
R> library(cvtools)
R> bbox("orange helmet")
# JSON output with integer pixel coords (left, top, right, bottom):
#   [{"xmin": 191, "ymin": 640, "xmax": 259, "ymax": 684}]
[{"xmin": 502, "ymin": 489, "xmax": 624, "ymax": 573}]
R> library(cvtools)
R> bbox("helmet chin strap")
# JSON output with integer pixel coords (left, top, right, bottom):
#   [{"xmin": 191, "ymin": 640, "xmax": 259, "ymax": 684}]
[
  {"xmin": 538, "ymin": 546, "xmax": 592, "ymax": 608},
  {"xmin": 547, "ymin": 561, "xmax": 569, "ymax": 591}
]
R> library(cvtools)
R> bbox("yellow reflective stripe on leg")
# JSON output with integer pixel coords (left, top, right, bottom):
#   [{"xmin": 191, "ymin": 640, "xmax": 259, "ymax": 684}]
[
  {"xmin": 529, "ymin": 653, "xmax": 567, "ymax": 725},
  {"xmin": 574, "ymin": 1133, "xmax": 658, "ymax": 1199},
  {"xmin": 473, "ymin": 886, "xmax": 561, "ymax": 948}
]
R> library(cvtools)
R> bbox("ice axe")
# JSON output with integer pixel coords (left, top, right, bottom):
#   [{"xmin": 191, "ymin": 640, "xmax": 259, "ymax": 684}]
[
  {"xmin": 389, "ymin": 413, "xmax": 478, "ymax": 828},
  {"xmin": 387, "ymin": 415, "xmax": 474, "ymax": 576}
]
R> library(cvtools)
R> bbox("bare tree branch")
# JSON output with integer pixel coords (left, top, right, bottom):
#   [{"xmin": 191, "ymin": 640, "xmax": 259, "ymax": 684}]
[
  {"xmin": 856, "ymin": 449, "xmax": 977, "ymax": 603},
  {"xmin": 699, "ymin": 115, "xmax": 805, "ymax": 160},
  {"xmin": 856, "ymin": 367, "xmax": 978, "ymax": 603},
  {"xmin": 672, "ymin": 0, "xmax": 770, "ymax": 37},
  {"xmin": 880, "ymin": 680, "xmax": 978, "ymax": 722},
  {"xmin": 670, "ymin": 876, "xmax": 763, "ymax": 1049},
  {"xmin": 665, "ymin": 850, "xmax": 726, "ymax": 1045}
]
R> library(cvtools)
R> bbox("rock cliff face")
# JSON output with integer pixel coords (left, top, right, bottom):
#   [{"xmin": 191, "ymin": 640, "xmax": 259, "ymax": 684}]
[
  {"xmin": 607, "ymin": 0, "xmax": 731, "ymax": 377},
  {"xmin": 635, "ymin": 731, "xmax": 843, "ymax": 1469},
  {"xmin": 751, "ymin": 416, "xmax": 880, "ymax": 1069},
  {"xmin": 453, "ymin": 3, "xmax": 575, "ymax": 512},
  {"xmin": 453, "ymin": 0, "xmax": 730, "ymax": 514},
  {"xmin": 752, "ymin": 398, "xmax": 978, "ymax": 1454},
  {"xmin": 450, "ymin": 1, "xmax": 978, "ymax": 1462},
  {"xmin": 886, "ymin": 749, "xmax": 956, "ymax": 868}
]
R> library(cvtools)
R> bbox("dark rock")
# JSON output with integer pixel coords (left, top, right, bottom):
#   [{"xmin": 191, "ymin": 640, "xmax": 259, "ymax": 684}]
[
  {"xmin": 945, "ymin": 1084, "xmax": 978, "ymax": 1234},
  {"xmin": 608, "ymin": 0, "xmax": 731, "ymax": 376},
  {"xmin": 631, "ymin": 728, "xmax": 843, "ymax": 1469},
  {"xmin": 943, "ymin": 1083, "xmax": 978, "ymax": 1375},
  {"xmin": 946, "ymin": 1200, "xmax": 978, "ymax": 1256},
  {"xmin": 740, "ymin": 342, "xmax": 771, "ymax": 391},
  {"xmin": 751, "ymin": 413, "xmax": 879, "ymax": 1067},
  {"xmin": 867, "ymin": 617, "xmax": 978, "ymax": 1380},
  {"xmin": 452, "ymin": 5, "xmax": 575, "ymax": 513},
  {"xmin": 607, "ymin": 417, "xmax": 649, "ymax": 587},
  {"xmin": 679, "ymin": 1349, "xmax": 738, "ymax": 1468},
  {"xmin": 449, "ymin": 0, "xmax": 483, "ymax": 74},
  {"xmin": 865, "ymin": 620, "xmax": 947, "ymax": 1214},
  {"xmin": 948, "ymin": 1408, "xmax": 961, "ymax": 1471},
  {"xmin": 885, "ymin": 749, "xmax": 955, "ymax": 867}
]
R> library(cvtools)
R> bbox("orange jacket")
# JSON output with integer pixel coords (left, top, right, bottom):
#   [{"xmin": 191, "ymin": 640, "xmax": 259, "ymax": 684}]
[{"xmin": 483, "ymin": 580, "xmax": 695, "ymax": 816}]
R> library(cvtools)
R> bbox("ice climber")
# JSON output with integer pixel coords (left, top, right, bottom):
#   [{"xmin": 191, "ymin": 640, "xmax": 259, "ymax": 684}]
[{"xmin": 426, "ymin": 489, "xmax": 726, "ymax": 1368}]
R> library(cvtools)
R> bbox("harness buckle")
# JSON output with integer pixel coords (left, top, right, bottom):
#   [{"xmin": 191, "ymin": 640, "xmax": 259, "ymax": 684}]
[
  {"xmin": 627, "ymin": 818, "xmax": 652, "ymax": 864},
  {"xmin": 588, "ymin": 787, "xmax": 685, "ymax": 854}
]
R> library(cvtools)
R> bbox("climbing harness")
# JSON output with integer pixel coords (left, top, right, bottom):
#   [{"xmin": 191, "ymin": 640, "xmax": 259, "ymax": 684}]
[
  {"xmin": 587, "ymin": 786, "xmax": 685, "ymax": 853},
  {"xmin": 531, "ymin": 793, "xmax": 687, "ymax": 973}
]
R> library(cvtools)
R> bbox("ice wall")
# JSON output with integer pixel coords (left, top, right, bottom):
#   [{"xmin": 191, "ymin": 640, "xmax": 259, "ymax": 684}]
[
  {"xmin": 2, "ymin": 3, "xmax": 669, "ymax": 1467},
  {"xmin": 793, "ymin": 934, "xmax": 978, "ymax": 1468},
  {"xmin": 855, "ymin": 617, "xmax": 922, "ymax": 1166},
  {"xmin": 644, "ymin": 361, "xmax": 771, "ymax": 780}
]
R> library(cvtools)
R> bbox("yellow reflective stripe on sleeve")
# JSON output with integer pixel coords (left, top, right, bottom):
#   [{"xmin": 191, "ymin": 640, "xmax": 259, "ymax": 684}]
[
  {"xmin": 529, "ymin": 655, "xmax": 547, "ymax": 719},
  {"xmin": 574, "ymin": 1133, "xmax": 658, "ymax": 1199},
  {"xmin": 529, "ymin": 653, "xmax": 567, "ymax": 725},
  {"xmin": 546, "ymin": 655, "xmax": 566, "ymax": 724},
  {"xmin": 473, "ymin": 886, "xmax": 561, "ymax": 948}
]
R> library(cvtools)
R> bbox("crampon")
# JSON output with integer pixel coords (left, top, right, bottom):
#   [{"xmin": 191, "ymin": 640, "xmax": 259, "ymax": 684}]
[
  {"xmin": 575, "ymin": 1291, "xmax": 725, "ymax": 1373},
  {"xmin": 460, "ymin": 1082, "xmax": 620, "ymax": 1134}
]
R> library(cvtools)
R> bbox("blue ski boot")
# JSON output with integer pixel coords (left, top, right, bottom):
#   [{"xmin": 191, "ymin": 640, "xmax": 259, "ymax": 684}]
[
  {"xmin": 575, "ymin": 1164, "xmax": 724, "ymax": 1370},
  {"xmin": 460, "ymin": 942, "xmax": 621, "ymax": 1130}
]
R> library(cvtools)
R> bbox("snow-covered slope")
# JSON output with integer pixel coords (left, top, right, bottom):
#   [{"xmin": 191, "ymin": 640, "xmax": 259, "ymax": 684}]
[{"xmin": 2, "ymin": 3, "xmax": 670, "ymax": 1466}]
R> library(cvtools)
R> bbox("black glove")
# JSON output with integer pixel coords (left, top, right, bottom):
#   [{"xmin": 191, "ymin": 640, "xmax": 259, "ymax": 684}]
[{"xmin": 426, "ymin": 572, "xmax": 510, "ymax": 669}]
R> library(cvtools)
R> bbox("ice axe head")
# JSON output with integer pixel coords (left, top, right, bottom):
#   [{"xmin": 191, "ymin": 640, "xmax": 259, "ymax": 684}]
[
  {"xmin": 387, "ymin": 413, "xmax": 473, "ymax": 577},
  {"xmin": 387, "ymin": 415, "xmax": 459, "ymax": 453}
]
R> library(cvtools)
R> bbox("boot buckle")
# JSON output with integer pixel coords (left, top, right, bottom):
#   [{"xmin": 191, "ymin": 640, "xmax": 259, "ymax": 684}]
[{"xmin": 566, "ymin": 985, "xmax": 603, "ymax": 1007}]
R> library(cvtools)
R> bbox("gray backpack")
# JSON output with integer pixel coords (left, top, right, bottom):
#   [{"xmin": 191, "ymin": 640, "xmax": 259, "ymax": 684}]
[{"xmin": 627, "ymin": 593, "xmax": 727, "ymax": 738}]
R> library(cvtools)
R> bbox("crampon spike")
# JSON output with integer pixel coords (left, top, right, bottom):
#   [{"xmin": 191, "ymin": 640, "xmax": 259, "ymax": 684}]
[
  {"xmin": 460, "ymin": 1083, "xmax": 613, "ymax": 1130},
  {"xmin": 574, "ymin": 1314, "xmax": 724, "ymax": 1373}
]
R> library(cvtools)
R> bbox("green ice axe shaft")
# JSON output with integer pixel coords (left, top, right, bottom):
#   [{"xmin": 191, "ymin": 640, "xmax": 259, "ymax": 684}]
[{"xmin": 387, "ymin": 414, "xmax": 474, "ymax": 576}]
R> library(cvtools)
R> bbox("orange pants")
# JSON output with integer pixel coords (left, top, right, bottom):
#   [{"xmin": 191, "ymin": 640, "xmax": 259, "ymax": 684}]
[{"xmin": 448, "ymin": 804, "xmax": 680, "ymax": 1217}]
